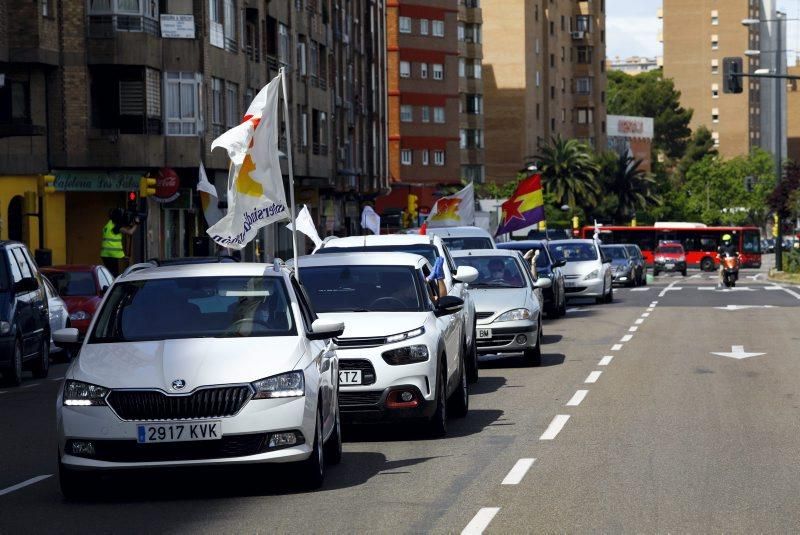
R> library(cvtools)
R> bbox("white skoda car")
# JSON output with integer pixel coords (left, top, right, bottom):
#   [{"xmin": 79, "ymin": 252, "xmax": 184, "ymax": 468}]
[
  {"xmin": 54, "ymin": 261, "xmax": 344, "ymax": 498},
  {"xmin": 297, "ymin": 252, "xmax": 475, "ymax": 437}
]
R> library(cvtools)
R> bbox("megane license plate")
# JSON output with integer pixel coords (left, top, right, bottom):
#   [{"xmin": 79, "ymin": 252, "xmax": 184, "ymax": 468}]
[
  {"xmin": 339, "ymin": 370, "xmax": 362, "ymax": 385},
  {"xmin": 477, "ymin": 328, "xmax": 492, "ymax": 339},
  {"xmin": 137, "ymin": 421, "xmax": 221, "ymax": 444}
]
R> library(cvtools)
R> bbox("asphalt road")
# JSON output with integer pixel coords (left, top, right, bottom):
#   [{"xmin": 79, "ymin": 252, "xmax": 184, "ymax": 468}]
[{"xmin": 1, "ymin": 266, "xmax": 799, "ymax": 533}]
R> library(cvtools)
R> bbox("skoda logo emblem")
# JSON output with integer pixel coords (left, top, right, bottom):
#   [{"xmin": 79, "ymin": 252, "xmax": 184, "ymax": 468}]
[{"xmin": 171, "ymin": 379, "xmax": 186, "ymax": 390}]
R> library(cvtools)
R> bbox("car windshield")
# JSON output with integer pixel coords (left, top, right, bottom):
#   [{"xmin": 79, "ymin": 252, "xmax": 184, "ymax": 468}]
[
  {"xmin": 89, "ymin": 276, "xmax": 296, "ymax": 342},
  {"xmin": 657, "ymin": 246, "xmax": 683, "ymax": 254},
  {"xmin": 549, "ymin": 243, "xmax": 598, "ymax": 262},
  {"xmin": 44, "ymin": 271, "xmax": 96, "ymax": 296},
  {"xmin": 441, "ymin": 237, "xmax": 494, "ymax": 250},
  {"xmin": 317, "ymin": 244, "xmax": 439, "ymax": 264},
  {"xmin": 454, "ymin": 256, "xmax": 526, "ymax": 288},
  {"xmin": 498, "ymin": 244, "xmax": 549, "ymax": 268},
  {"xmin": 301, "ymin": 265, "xmax": 425, "ymax": 312},
  {"xmin": 602, "ymin": 247, "xmax": 628, "ymax": 260},
  {"xmin": 625, "ymin": 246, "xmax": 640, "ymax": 258}
]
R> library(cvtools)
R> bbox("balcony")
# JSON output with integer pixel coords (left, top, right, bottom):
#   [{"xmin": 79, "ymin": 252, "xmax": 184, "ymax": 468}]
[
  {"xmin": 87, "ymin": 18, "xmax": 162, "ymax": 67},
  {"xmin": 86, "ymin": 133, "xmax": 165, "ymax": 168},
  {"xmin": 459, "ymin": 41, "xmax": 483, "ymax": 59}
]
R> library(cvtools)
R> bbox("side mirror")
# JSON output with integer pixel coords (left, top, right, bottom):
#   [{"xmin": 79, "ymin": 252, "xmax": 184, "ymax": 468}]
[
  {"xmin": 553, "ymin": 259, "xmax": 567, "ymax": 268},
  {"xmin": 100, "ymin": 286, "xmax": 109, "ymax": 295},
  {"xmin": 454, "ymin": 266, "xmax": 479, "ymax": 284},
  {"xmin": 53, "ymin": 327, "xmax": 82, "ymax": 352},
  {"xmin": 602, "ymin": 257, "xmax": 612, "ymax": 264},
  {"xmin": 308, "ymin": 319, "xmax": 345, "ymax": 340},
  {"xmin": 435, "ymin": 295, "xmax": 464, "ymax": 317},
  {"xmin": 534, "ymin": 277, "xmax": 553, "ymax": 289},
  {"xmin": 14, "ymin": 277, "xmax": 39, "ymax": 293}
]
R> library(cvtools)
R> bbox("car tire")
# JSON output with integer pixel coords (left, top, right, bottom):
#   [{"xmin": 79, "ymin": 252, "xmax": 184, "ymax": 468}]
[
  {"xmin": 558, "ymin": 291, "xmax": 567, "ymax": 317},
  {"xmin": 605, "ymin": 285, "xmax": 614, "ymax": 304},
  {"xmin": 323, "ymin": 404, "xmax": 342, "ymax": 466},
  {"xmin": 2, "ymin": 338, "xmax": 24, "ymax": 387},
  {"xmin": 448, "ymin": 349, "xmax": 469, "ymax": 418},
  {"xmin": 300, "ymin": 409, "xmax": 325, "ymax": 490},
  {"xmin": 681, "ymin": 269, "xmax": 687, "ymax": 277},
  {"xmin": 427, "ymin": 361, "xmax": 448, "ymax": 438},
  {"xmin": 523, "ymin": 322, "xmax": 543, "ymax": 367},
  {"xmin": 466, "ymin": 324, "xmax": 479, "ymax": 384},
  {"xmin": 653, "ymin": 269, "xmax": 660, "ymax": 277},
  {"xmin": 641, "ymin": 270, "xmax": 647, "ymax": 285},
  {"xmin": 31, "ymin": 335, "xmax": 50, "ymax": 379},
  {"xmin": 700, "ymin": 257, "xmax": 715, "ymax": 272}
]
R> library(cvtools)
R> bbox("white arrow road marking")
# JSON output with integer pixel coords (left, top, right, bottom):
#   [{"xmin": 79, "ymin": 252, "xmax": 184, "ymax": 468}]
[
  {"xmin": 658, "ymin": 281, "xmax": 680, "ymax": 297},
  {"xmin": 462, "ymin": 508, "xmax": 500, "ymax": 535},
  {"xmin": 540, "ymin": 415, "xmax": 570, "ymax": 440},
  {"xmin": 0, "ymin": 475, "xmax": 52, "ymax": 497},
  {"xmin": 502, "ymin": 459, "xmax": 536, "ymax": 485},
  {"xmin": 711, "ymin": 345, "xmax": 766, "ymax": 360},
  {"xmin": 715, "ymin": 305, "xmax": 776, "ymax": 311}
]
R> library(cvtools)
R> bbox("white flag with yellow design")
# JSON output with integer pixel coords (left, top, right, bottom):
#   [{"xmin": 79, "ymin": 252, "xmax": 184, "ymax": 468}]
[{"xmin": 206, "ymin": 73, "xmax": 289, "ymax": 249}]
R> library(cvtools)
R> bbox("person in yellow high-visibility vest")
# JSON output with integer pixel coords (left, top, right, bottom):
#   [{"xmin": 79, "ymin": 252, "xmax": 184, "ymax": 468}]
[{"xmin": 100, "ymin": 208, "xmax": 139, "ymax": 277}]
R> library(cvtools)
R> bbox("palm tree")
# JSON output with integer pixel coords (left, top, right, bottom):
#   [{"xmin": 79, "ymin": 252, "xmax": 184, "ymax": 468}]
[
  {"xmin": 600, "ymin": 151, "xmax": 662, "ymax": 222},
  {"xmin": 535, "ymin": 135, "xmax": 601, "ymax": 209}
]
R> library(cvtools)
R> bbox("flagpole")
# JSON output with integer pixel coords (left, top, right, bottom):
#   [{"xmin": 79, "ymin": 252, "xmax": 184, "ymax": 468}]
[{"xmin": 279, "ymin": 67, "xmax": 300, "ymax": 282}]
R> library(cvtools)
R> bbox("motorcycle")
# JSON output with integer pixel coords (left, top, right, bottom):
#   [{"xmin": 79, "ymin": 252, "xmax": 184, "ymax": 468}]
[{"xmin": 719, "ymin": 252, "xmax": 740, "ymax": 288}]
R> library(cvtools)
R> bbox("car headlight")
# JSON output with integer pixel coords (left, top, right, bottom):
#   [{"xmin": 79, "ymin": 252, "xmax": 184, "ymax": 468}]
[
  {"xmin": 69, "ymin": 310, "xmax": 92, "ymax": 321},
  {"xmin": 584, "ymin": 269, "xmax": 599, "ymax": 280},
  {"xmin": 385, "ymin": 327, "xmax": 425, "ymax": 344},
  {"xmin": 0, "ymin": 321, "xmax": 10, "ymax": 335},
  {"xmin": 678, "ymin": 256, "xmax": 686, "ymax": 262},
  {"xmin": 655, "ymin": 256, "xmax": 665, "ymax": 262},
  {"xmin": 252, "ymin": 371, "xmax": 305, "ymax": 399},
  {"xmin": 63, "ymin": 380, "xmax": 109, "ymax": 406},
  {"xmin": 382, "ymin": 345, "xmax": 429, "ymax": 365},
  {"xmin": 495, "ymin": 308, "xmax": 531, "ymax": 322}
]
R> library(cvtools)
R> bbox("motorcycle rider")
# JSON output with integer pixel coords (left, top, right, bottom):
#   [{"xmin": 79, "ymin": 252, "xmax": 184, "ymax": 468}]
[{"xmin": 716, "ymin": 233, "xmax": 739, "ymax": 288}]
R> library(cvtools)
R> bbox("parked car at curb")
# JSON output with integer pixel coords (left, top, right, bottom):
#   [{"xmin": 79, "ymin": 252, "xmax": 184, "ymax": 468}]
[
  {"xmin": 55, "ymin": 261, "xmax": 345, "ymax": 498},
  {"xmin": 298, "ymin": 252, "xmax": 474, "ymax": 436},
  {"xmin": 496, "ymin": 240, "xmax": 567, "ymax": 317},
  {"xmin": 42, "ymin": 277, "xmax": 70, "ymax": 360},
  {"xmin": 425, "ymin": 226, "xmax": 496, "ymax": 251},
  {"xmin": 41, "ymin": 265, "xmax": 114, "ymax": 335},
  {"xmin": 548, "ymin": 239, "xmax": 614, "ymax": 304}
]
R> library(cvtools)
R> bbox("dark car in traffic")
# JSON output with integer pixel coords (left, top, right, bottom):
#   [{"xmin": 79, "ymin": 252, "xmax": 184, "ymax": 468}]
[
  {"xmin": 40, "ymin": 265, "xmax": 114, "ymax": 335},
  {"xmin": 622, "ymin": 244, "xmax": 647, "ymax": 286},
  {"xmin": 0, "ymin": 241, "xmax": 51, "ymax": 386},
  {"xmin": 601, "ymin": 245, "xmax": 638, "ymax": 287},
  {"xmin": 497, "ymin": 240, "xmax": 567, "ymax": 317}
]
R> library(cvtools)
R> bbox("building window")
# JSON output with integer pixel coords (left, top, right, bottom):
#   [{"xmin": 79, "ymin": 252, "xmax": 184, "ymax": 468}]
[
  {"xmin": 421, "ymin": 106, "xmax": 430, "ymax": 122},
  {"xmin": 399, "ymin": 16, "xmax": 411, "ymax": 33},
  {"xmin": 400, "ymin": 105, "xmax": 413, "ymax": 122},
  {"xmin": 433, "ymin": 64, "xmax": 444, "ymax": 80},
  {"xmin": 420, "ymin": 63, "xmax": 428, "ymax": 79},
  {"xmin": 88, "ymin": 0, "xmax": 159, "ymax": 34},
  {"xmin": 400, "ymin": 61, "xmax": 411, "ymax": 78},
  {"xmin": 297, "ymin": 36, "xmax": 307, "ymax": 75},
  {"xmin": 165, "ymin": 72, "xmax": 201, "ymax": 136},
  {"xmin": 458, "ymin": 22, "xmax": 464, "ymax": 41},
  {"xmin": 433, "ymin": 150, "xmax": 445, "ymax": 166},
  {"xmin": 577, "ymin": 46, "xmax": 593, "ymax": 64},
  {"xmin": 561, "ymin": 109, "xmax": 566, "ymax": 123},
  {"xmin": 41, "ymin": 0, "xmax": 51, "ymax": 17},
  {"xmin": 577, "ymin": 107, "xmax": 594, "ymax": 125},
  {"xmin": 459, "ymin": 58, "xmax": 466, "ymax": 78},
  {"xmin": 211, "ymin": 77, "xmax": 224, "ymax": 137},
  {"xmin": 576, "ymin": 77, "xmax": 592, "ymax": 95},
  {"xmin": 465, "ymin": 94, "xmax": 483, "ymax": 114},
  {"xmin": 461, "ymin": 165, "xmax": 484, "ymax": 183},
  {"xmin": 222, "ymin": 0, "xmax": 237, "ymax": 51},
  {"xmin": 225, "ymin": 81, "xmax": 239, "ymax": 127},
  {"xmin": 712, "ymin": 108, "xmax": 719, "ymax": 123},
  {"xmin": 575, "ymin": 15, "xmax": 591, "ymax": 32},
  {"xmin": 0, "ymin": 79, "xmax": 31, "ymax": 126},
  {"xmin": 433, "ymin": 107, "xmax": 445, "ymax": 123},
  {"xmin": 422, "ymin": 149, "xmax": 429, "ymax": 166},
  {"xmin": 711, "ymin": 34, "xmax": 719, "ymax": 50},
  {"xmin": 401, "ymin": 149, "xmax": 412, "ymax": 165},
  {"xmin": 464, "ymin": 23, "xmax": 481, "ymax": 43},
  {"xmin": 711, "ymin": 59, "xmax": 719, "ymax": 74},
  {"xmin": 420, "ymin": 19, "xmax": 429, "ymax": 35},
  {"xmin": 432, "ymin": 20, "xmax": 444, "ymax": 37},
  {"xmin": 278, "ymin": 23, "xmax": 290, "ymax": 65},
  {"xmin": 464, "ymin": 60, "xmax": 481, "ymax": 79},
  {"xmin": 299, "ymin": 107, "xmax": 308, "ymax": 147},
  {"xmin": 460, "ymin": 129, "xmax": 483, "ymax": 148},
  {"xmin": 711, "ymin": 10, "xmax": 719, "ymax": 25}
]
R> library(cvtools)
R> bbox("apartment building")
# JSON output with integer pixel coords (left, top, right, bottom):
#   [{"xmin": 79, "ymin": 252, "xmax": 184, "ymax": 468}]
[
  {"xmin": 458, "ymin": 0, "xmax": 484, "ymax": 185},
  {"xmin": 607, "ymin": 56, "xmax": 660, "ymax": 76},
  {"xmin": 0, "ymin": 0, "xmax": 387, "ymax": 264},
  {"xmin": 481, "ymin": 0, "xmax": 607, "ymax": 184},
  {"xmin": 660, "ymin": 0, "xmax": 784, "ymax": 159}
]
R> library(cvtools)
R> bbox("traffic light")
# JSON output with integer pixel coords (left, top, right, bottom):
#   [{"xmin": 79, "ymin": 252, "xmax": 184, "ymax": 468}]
[
  {"xmin": 39, "ymin": 174, "xmax": 56, "ymax": 195},
  {"xmin": 407, "ymin": 194, "xmax": 419, "ymax": 225},
  {"xmin": 723, "ymin": 57, "xmax": 743, "ymax": 94},
  {"xmin": 773, "ymin": 214, "xmax": 779, "ymax": 238},
  {"xmin": 572, "ymin": 216, "xmax": 580, "ymax": 230},
  {"xmin": 139, "ymin": 176, "xmax": 156, "ymax": 198}
]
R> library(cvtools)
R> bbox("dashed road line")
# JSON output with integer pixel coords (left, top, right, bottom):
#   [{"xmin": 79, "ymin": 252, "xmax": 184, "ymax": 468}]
[
  {"xmin": 566, "ymin": 390, "xmax": 588, "ymax": 406},
  {"xmin": 629, "ymin": 326, "xmax": 638, "ymax": 332},
  {"xmin": 540, "ymin": 415, "xmax": 570, "ymax": 440},
  {"xmin": 620, "ymin": 334, "xmax": 633, "ymax": 342},
  {"xmin": 462, "ymin": 508, "xmax": 500, "ymax": 535},
  {"xmin": 611, "ymin": 344, "xmax": 623, "ymax": 351},
  {"xmin": 585, "ymin": 371, "xmax": 602, "ymax": 383},
  {"xmin": 646, "ymin": 308, "xmax": 654, "ymax": 312},
  {"xmin": 501, "ymin": 459, "xmax": 536, "ymax": 485},
  {"xmin": 0, "ymin": 475, "xmax": 52, "ymax": 497},
  {"xmin": 598, "ymin": 355, "xmax": 613, "ymax": 366},
  {"xmin": 630, "ymin": 287, "xmax": 650, "ymax": 292},
  {"xmin": 635, "ymin": 318, "xmax": 645, "ymax": 324}
]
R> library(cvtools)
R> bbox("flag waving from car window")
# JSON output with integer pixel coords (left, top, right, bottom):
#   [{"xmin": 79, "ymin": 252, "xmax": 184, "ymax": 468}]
[{"xmin": 426, "ymin": 182, "xmax": 475, "ymax": 228}]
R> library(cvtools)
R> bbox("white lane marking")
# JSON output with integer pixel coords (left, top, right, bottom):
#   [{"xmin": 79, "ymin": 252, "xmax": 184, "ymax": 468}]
[
  {"xmin": 629, "ymin": 326, "xmax": 638, "ymax": 332},
  {"xmin": 691, "ymin": 274, "xmax": 702, "ymax": 279},
  {"xmin": 779, "ymin": 287, "xmax": 800, "ymax": 300},
  {"xmin": 698, "ymin": 287, "xmax": 716, "ymax": 290},
  {"xmin": 20, "ymin": 383, "xmax": 40, "ymax": 389},
  {"xmin": 599, "ymin": 355, "xmax": 614, "ymax": 366},
  {"xmin": 630, "ymin": 287, "xmax": 650, "ymax": 292},
  {"xmin": 566, "ymin": 307, "xmax": 587, "ymax": 314},
  {"xmin": 0, "ymin": 475, "xmax": 52, "ymax": 497},
  {"xmin": 650, "ymin": 301, "xmax": 658, "ymax": 306},
  {"xmin": 462, "ymin": 508, "xmax": 501, "ymax": 535},
  {"xmin": 611, "ymin": 344, "xmax": 623, "ymax": 351},
  {"xmin": 765, "ymin": 286, "xmax": 783, "ymax": 290},
  {"xmin": 566, "ymin": 390, "xmax": 588, "ymax": 406},
  {"xmin": 585, "ymin": 371, "xmax": 602, "ymax": 383},
  {"xmin": 0, "ymin": 391, "xmax": 7, "ymax": 395},
  {"xmin": 621, "ymin": 334, "xmax": 633, "ymax": 342},
  {"xmin": 540, "ymin": 415, "xmax": 570, "ymax": 440},
  {"xmin": 658, "ymin": 281, "xmax": 679, "ymax": 297},
  {"xmin": 635, "ymin": 318, "xmax": 645, "ymax": 324},
  {"xmin": 501, "ymin": 458, "xmax": 536, "ymax": 485}
]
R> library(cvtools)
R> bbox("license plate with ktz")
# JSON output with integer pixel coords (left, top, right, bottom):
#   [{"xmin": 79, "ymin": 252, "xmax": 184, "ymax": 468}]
[
  {"xmin": 666, "ymin": 263, "xmax": 675, "ymax": 269},
  {"xmin": 339, "ymin": 370, "xmax": 362, "ymax": 385},
  {"xmin": 137, "ymin": 421, "xmax": 221, "ymax": 444},
  {"xmin": 477, "ymin": 328, "xmax": 492, "ymax": 339}
]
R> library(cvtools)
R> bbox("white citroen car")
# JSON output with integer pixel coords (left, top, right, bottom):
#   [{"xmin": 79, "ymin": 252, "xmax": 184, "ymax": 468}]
[
  {"xmin": 316, "ymin": 234, "xmax": 480, "ymax": 383},
  {"xmin": 548, "ymin": 239, "xmax": 614, "ymax": 304},
  {"xmin": 425, "ymin": 226, "xmax": 496, "ymax": 251},
  {"xmin": 297, "ymin": 252, "xmax": 476, "ymax": 437},
  {"xmin": 54, "ymin": 261, "xmax": 344, "ymax": 498}
]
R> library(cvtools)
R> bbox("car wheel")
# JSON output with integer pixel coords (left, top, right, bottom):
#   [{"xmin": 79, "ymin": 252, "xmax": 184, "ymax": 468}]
[
  {"xmin": 300, "ymin": 409, "xmax": 325, "ymax": 490},
  {"xmin": 653, "ymin": 269, "xmax": 660, "ymax": 277},
  {"xmin": 605, "ymin": 285, "xmax": 614, "ymax": 304},
  {"xmin": 323, "ymin": 403, "xmax": 342, "ymax": 466},
  {"xmin": 466, "ymin": 324, "xmax": 479, "ymax": 384},
  {"xmin": 2, "ymin": 338, "xmax": 24, "ymax": 387},
  {"xmin": 31, "ymin": 335, "xmax": 50, "ymax": 379},
  {"xmin": 641, "ymin": 270, "xmax": 648, "ymax": 285},
  {"xmin": 448, "ymin": 348, "xmax": 469, "ymax": 418},
  {"xmin": 700, "ymin": 257, "xmax": 715, "ymax": 272},
  {"xmin": 681, "ymin": 269, "xmax": 687, "ymax": 277},
  {"xmin": 558, "ymin": 289, "xmax": 567, "ymax": 317},
  {"xmin": 59, "ymin": 460, "xmax": 97, "ymax": 501},
  {"xmin": 427, "ymin": 361, "xmax": 448, "ymax": 438},
  {"xmin": 523, "ymin": 322, "xmax": 543, "ymax": 367}
]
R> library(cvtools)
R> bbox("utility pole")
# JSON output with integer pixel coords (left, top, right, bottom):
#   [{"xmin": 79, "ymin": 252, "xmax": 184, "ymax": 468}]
[{"xmin": 774, "ymin": 12, "xmax": 784, "ymax": 271}]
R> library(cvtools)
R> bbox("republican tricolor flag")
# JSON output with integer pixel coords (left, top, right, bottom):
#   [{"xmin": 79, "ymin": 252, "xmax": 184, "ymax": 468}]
[
  {"xmin": 425, "ymin": 183, "xmax": 475, "ymax": 228},
  {"xmin": 495, "ymin": 173, "xmax": 545, "ymax": 236}
]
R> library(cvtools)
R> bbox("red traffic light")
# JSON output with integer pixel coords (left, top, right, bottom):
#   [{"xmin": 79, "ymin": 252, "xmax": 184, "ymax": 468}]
[{"xmin": 129, "ymin": 191, "xmax": 137, "ymax": 202}]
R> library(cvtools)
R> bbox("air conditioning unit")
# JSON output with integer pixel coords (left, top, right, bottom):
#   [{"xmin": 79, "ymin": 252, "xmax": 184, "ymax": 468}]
[{"xmin": 571, "ymin": 31, "xmax": 585, "ymax": 40}]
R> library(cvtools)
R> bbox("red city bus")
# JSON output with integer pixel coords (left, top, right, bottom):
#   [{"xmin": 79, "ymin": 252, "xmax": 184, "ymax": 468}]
[{"xmin": 581, "ymin": 224, "xmax": 762, "ymax": 270}]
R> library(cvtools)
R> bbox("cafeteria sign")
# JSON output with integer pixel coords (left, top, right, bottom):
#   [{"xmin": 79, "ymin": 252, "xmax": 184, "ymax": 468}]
[{"xmin": 52, "ymin": 171, "xmax": 143, "ymax": 192}]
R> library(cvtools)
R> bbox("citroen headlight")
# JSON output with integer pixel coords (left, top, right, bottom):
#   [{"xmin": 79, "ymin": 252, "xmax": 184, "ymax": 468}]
[
  {"xmin": 385, "ymin": 327, "xmax": 425, "ymax": 344},
  {"xmin": 495, "ymin": 308, "xmax": 531, "ymax": 322},
  {"xmin": 382, "ymin": 345, "xmax": 429, "ymax": 365},
  {"xmin": 63, "ymin": 380, "xmax": 109, "ymax": 406},
  {"xmin": 69, "ymin": 310, "xmax": 92, "ymax": 321},
  {"xmin": 252, "ymin": 371, "xmax": 305, "ymax": 399},
  {"xmin": 0, "ymin": 321, "xmax": 11, "ymax": 335},
  {"xmin": 584, "ymin": 269, "xmax": 600, "ymax": 280}
]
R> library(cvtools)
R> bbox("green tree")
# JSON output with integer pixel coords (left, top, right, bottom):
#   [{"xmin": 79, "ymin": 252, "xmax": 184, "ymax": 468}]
[
  {"xmin": 535, "ymin": 135, "xmax": 600, "ymax": 209},
  {"xmin": 595, "ymin": 151, "xmax": 662, "ymax": 223},
  {"xmin": 675, "ymin": 126, "xmax": 717, "ymax": 179}
]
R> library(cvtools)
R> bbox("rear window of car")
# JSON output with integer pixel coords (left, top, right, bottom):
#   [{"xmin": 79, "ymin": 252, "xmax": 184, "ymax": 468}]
[
  {"xmin": 317, "ymin": 244, "xmax": 439, "ymax": 265},
  {"xmin": 441, "ymin": 237, "xmax": 494, "ymax": 251},
  {"xmin": 44, "ymin": 271, "xmax": 96, "ymax": 296}
]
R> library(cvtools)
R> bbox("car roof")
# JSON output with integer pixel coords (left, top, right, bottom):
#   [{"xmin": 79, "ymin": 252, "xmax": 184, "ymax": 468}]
[
  {"xmin": 497, "ymin": 240, "xmax": 547, "ymax": 248},
  {"xmin": 600, "ymin": 244, "xmax": 627, "ymax": 249},
  {"xmin": 117, "ymin": 262, "xmax": 289, "ymax": 283},
  {"xmin": 297, "ymin": 252, "xmax": 428, "ymax": 268},
  {"xmin": 549, "ymin": 239, "xmax": 596, "ymax": 245},
  {"xmin": 425, "ymin": 226, "xmax": 492, "ymax": 238},
  {"xmin": 321, "ymin": 234, "xmax": 440, "ymax": 248},
  {"xmin": 451, "ymin": 249, "xmax": 524, "ymax": 259},
  {"xmin": 41, "ymin": 265, "xmax": 99, "ymax": 272}
]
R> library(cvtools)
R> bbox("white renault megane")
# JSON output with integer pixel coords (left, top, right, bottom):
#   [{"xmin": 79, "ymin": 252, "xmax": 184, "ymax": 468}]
[{"xmin": 54, "ymin": 261, "xmax": 344, "ymax": 498}]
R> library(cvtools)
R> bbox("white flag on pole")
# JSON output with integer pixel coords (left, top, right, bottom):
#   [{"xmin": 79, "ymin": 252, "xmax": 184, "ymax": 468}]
[
  {"xmin": 197, "ymin": 162, "xmax": 224, "ymax": 227},
  {"xmin": 425, "ymin": 183, "xmax": 475, "ymax": 228},
  {"xmin": 286, "ymin": 205, "xmax": 322, "ymax": 249},
  {"xmin": 361, "ymin": 205, "xmax": 381, "ymax": 235},
  {"xmin": 206, "ymin": 73, "xmax": 289, "ymax": 249}
]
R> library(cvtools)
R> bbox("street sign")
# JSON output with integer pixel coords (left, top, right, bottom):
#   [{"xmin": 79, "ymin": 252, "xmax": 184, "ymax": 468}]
[
  {"xmin": 710, "ymin": 345, "xmax": 765, "ymax": 360},
  {"xmin": 160, "ymin": 14, "xmax": 195, "ymax": 39}
]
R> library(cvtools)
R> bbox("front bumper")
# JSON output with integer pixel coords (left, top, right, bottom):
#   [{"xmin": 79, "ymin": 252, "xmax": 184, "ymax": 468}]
[
  {"xmin": 654, "ymin": 260, "xmax": 686, "ymax": 273},
  {"xmin": 339, "ymin": 384, "xmax": 437, "ymax": 423},
  {"xmin": 58, "ymin": 395, "xmax": 315, "ymax": 470},
  {"xmin": 612, "ymin": 269, "xmax": 634, "ymax": 285},
  {"xmin": 564, "ymin": 278, "xmax": 605, "ymax": 298},
  {"xmin": 475, "ymin": 319, "xmax": 538, "ymax": 354}
]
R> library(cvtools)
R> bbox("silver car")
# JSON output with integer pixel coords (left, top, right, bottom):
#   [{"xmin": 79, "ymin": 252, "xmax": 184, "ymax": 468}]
[
  {"xmin": 452, "ymin": 250, "xmax": 551, "ymax": 366},
  {"xmin": 548, "ymin": 239, "xmax": 613, "ymax": 304}
]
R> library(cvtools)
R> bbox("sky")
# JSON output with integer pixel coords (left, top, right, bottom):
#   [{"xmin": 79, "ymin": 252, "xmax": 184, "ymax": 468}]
[{"xmin": 606, "ymin": 0, "xmax": 663, "ymax": 60}]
